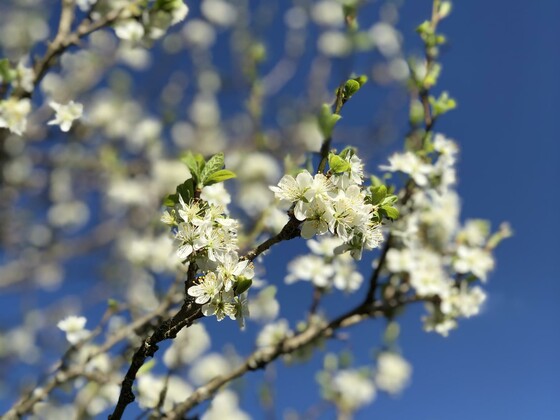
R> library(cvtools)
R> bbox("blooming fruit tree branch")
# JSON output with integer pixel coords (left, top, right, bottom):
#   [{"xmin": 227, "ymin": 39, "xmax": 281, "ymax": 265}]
[{"xmin": 0, "ymin": 1, "xmax": 510, "ymax": 419}]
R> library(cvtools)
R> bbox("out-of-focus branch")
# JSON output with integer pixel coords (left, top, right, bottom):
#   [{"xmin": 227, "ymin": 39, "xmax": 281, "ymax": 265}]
[
  {"xmin": 4, "ymin": 276, "xmax": 184, "ymax": 418},
  {"xmin": 165, "ymin": 296, "xmax": 424, "ymax": 419}
]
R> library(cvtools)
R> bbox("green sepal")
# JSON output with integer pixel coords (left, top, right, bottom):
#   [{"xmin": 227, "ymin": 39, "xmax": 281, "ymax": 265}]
[
  {"xmin": 204, "ymin": 169, "xmax": 236, "ymax": 185},
  {"xmin": 328, "ymin": 153, "xmax": 351, "ymax": 173},
  {"xmin": 234, "ymin": 278, "xmax": 252, "ymax": 296}
]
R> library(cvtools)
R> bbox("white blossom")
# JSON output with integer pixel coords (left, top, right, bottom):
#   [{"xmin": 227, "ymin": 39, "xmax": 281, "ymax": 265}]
[
  {"xmin": 170, "ymin": 1, "xmax": 189, "ymax": 25},
  {"xmin": 163, "ymin": 324, "xmax": 211, "ymax": 368},
  {"xmin": 137, "ymin": 374, "xmax": 192, "ymax": 411},
  {"xmin": 380, "ymin": 151, "xmax": 433, "ymax": 186},
  {"xmin": 441, "ymin": 284, "xmax": 487, "ymax": 318},
  {"xmin": 76, "ymin": 0, "xmax": 97, "ymax": 12},
  {"xmin": 201, "ymin": 183, "xmax": 231, "ymax": 210},
  {"xmin": 256, "ymin": 319, "xmax": 292, "ymax": 348},
  {"xmin": 188, "ymin": 272, "xmax": 223, "ymax": 304},
  {"xmin": 453, "ymin": 245, "xmax": 494, "ymax": 281},
  {"xmin": 114, "ymin": 19, "xmax": 145, "ymax": 42},
  {"xmin": 285, "ymin": 255, "xmax": 334, "ymax": 288},
  {"xmin": 57, "ymin": 315, "xmax": 89, "ymax": 344},
  {"xmin": 189, "ymin": 353, "xmax": 232, "ymax": 385},
  {"xmin": 375, "ymin": 352, "xmax": 412, "ymax": 394},
  {"xmin": 15, "ymin": 61, "xmax": 34, "ymax": 92},
  {"xmin": 182, "ymin": 19, "xmax": 217, "ymax": 49},
  {"xmin": 201, "ymin": 289, "xmax": 237, "ymax": 321},
  {"xmin": 332, "ymin": 257, "xmax": 363, "ymax": 292},
  {"xmin": 202, "ymin": 390, "xmax": 250, "ymax": 420},
  {"xmin": 369, "ymin": 23, "xmax": 401, "ymax": 57},
  {"xmin": 0, "ymin": 98, "xmax": 31, "ymax": 135},
  {"xmin": 311, "ymin": 1, "xmax": 344, "ymax": 27},
  {"xmin": 332, "ymin": 370, "xmax": 376, "ymax": 411},
  {"xmin": 249, "ymin": 286, "xmax": 280, "ymax": 323},
  {"xmin": 48, "ymin": 101, "xmax": 83, "ymax": 132},
  {"xmin": 201, "ymin": 0, "xmax": 238, "ymax": 27},
  {"xmin": 270, "ymin": 171, "xmax": 314, "ymax": 203},
  {"xmin": 214, "ymin": 251, "xmax": 254, "ymax": 292},
  {"xmin": 318, "ymin": 30, "xmax": 351, "ymax": 57}
]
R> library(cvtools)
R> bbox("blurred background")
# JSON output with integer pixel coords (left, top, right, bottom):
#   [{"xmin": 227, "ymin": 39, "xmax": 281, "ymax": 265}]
[{"xmin": 0, "ymin": 0, "xmax": 558, "ymax": 418}]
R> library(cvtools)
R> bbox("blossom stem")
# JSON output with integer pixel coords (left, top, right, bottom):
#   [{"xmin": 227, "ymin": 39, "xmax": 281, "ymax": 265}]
[{"xmin": 317, "ymin": 83, "xmax": 347, "ymax": 174}]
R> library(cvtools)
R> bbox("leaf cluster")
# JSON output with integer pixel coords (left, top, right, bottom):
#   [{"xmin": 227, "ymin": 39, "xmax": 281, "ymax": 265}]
[{"xmin": 163, "ymin": 152, "xmax": 236, "ymax": 207}]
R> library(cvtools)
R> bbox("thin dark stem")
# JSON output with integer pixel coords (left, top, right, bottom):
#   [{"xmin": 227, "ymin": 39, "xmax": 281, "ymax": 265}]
[
  {"xmin": 309, "ymin": 287, "xmax": 323, "ymax": 316},
  {"xmin": 109, "ymin": 266, "xmax": 201, "ymax": 420},
  {"xmin": 109, "ymin": 302, "xmax": 203, "ymax": 420},
  {"xmin": 317, "ymin": 84, "xmax": 347, "ymax": 174},
  {"xmin": 364, "ymin": 235, "xmax": 391, "ymax": 304},
  {"xmin": 244, "ymin": 215, "xmax": 301, "ymax": 262}
]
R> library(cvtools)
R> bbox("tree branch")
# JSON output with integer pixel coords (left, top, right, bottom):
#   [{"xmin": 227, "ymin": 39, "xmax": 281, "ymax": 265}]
[{"xmin": 164, "ymin": 296, "xmax": 424, "ymax": 419}]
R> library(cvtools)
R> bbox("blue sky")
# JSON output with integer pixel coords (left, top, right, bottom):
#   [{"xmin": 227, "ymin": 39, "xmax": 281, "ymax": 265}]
[
  {"xmin": 262, "ymin": 1, "xmax": 560, "ymax": 419},
  {"xmin": 354, "ymin": 1, "xmax": 560, "ymax": 418}
]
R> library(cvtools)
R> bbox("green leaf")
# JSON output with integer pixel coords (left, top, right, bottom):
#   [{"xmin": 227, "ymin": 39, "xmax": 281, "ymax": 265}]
[
  {"xmin": 318, "ymin": 103, "xmax": 342, "ymax": 138},
  {"xmin": 380, "ymin": 205, "xmax": 400, "ymax": 220},
  {"xmin": 234, "ymin": 278, "xmax": 253, "ymax": 296},
  {"xmin": 381, "ymin": 194, "xmax": 398, "ymax": 206},
  {"xmin": 355, "ymin": 75, "xmax": 368, "ymax": 86},
  {"xmin": 343, "ymin": 79, "xmax": 361, "ymax": 98},
  {"xmin": 430, "ymin": 91, "xmax": 457, "ymax": 117},
  {"xmin": 328, "ymin": 154, "xmax": 351, "ymax": 173},
  {"xmin": 409, "ymin": 99, "xmax": 424, "ymax": 125},
  {"xmin": 204, "ymin": 169, "xmax": 236, "ymax": 185},
  {"xmin": 163, "ymin": 193, "xmax": 178, "ymax": 207},
  {"xmin": 423, "ymin": 63, "xmax": 441, "ymax": 89},
  {"xmin": 201, "ymin": 152, "xmax": 225, "ymax": 182},
  {"xmin": 0, "ymin": 59, "xmax": 14, "ymax": 83},
  {"xmin": 181, "ymin": 152, "xmax": 205, "ymax": 185},
  {"xmin": 369, "ymin": 175, "xmax": 383, "ymax": 187},
  {"xmin": 176, "ymin": 178, "xmax": 195, "ymax": 202},
  {"xmin": 370, "ymin": 185, "xmax": 387, "ymax": 204}
]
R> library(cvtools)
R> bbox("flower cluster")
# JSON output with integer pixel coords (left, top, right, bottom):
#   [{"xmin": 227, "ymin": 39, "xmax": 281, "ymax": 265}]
[
  {"xmin": 270, "ymin": 151, "xmax": 385, "ymax": 260},
  {"xmin": 381, "ymin": 134, "xmax": 509, "ymax": 336},
  {"xmin": 114, "ymin": 0, "xmax": 189, "ymax": 42},
  {"xmin": 285, "ymin": 237, "xmax": 364, "ymax": 292},
  {"xmin": 162, "ymin": 187, "xmax": 252, "ymax": 325},
  {"xmin": 317, "ymin": 350, "xmax": 412, "ymax": 414}
]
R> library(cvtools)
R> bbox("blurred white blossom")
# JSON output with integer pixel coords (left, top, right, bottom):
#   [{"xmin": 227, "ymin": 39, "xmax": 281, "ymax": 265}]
[
  {"xmin": 374, "ymin": 352, "xmax": 412, "ymax": 394},
  {"xmin": 48, "ymin": 101, "xmax": 83, "ymax": 132},
  {"xmin": 57, "ymin": 316, "xmax": 89, "ymax": 344},
  {"xmin": 0, "ymin": 98, "xmax": 31, "ymax": 135}
]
